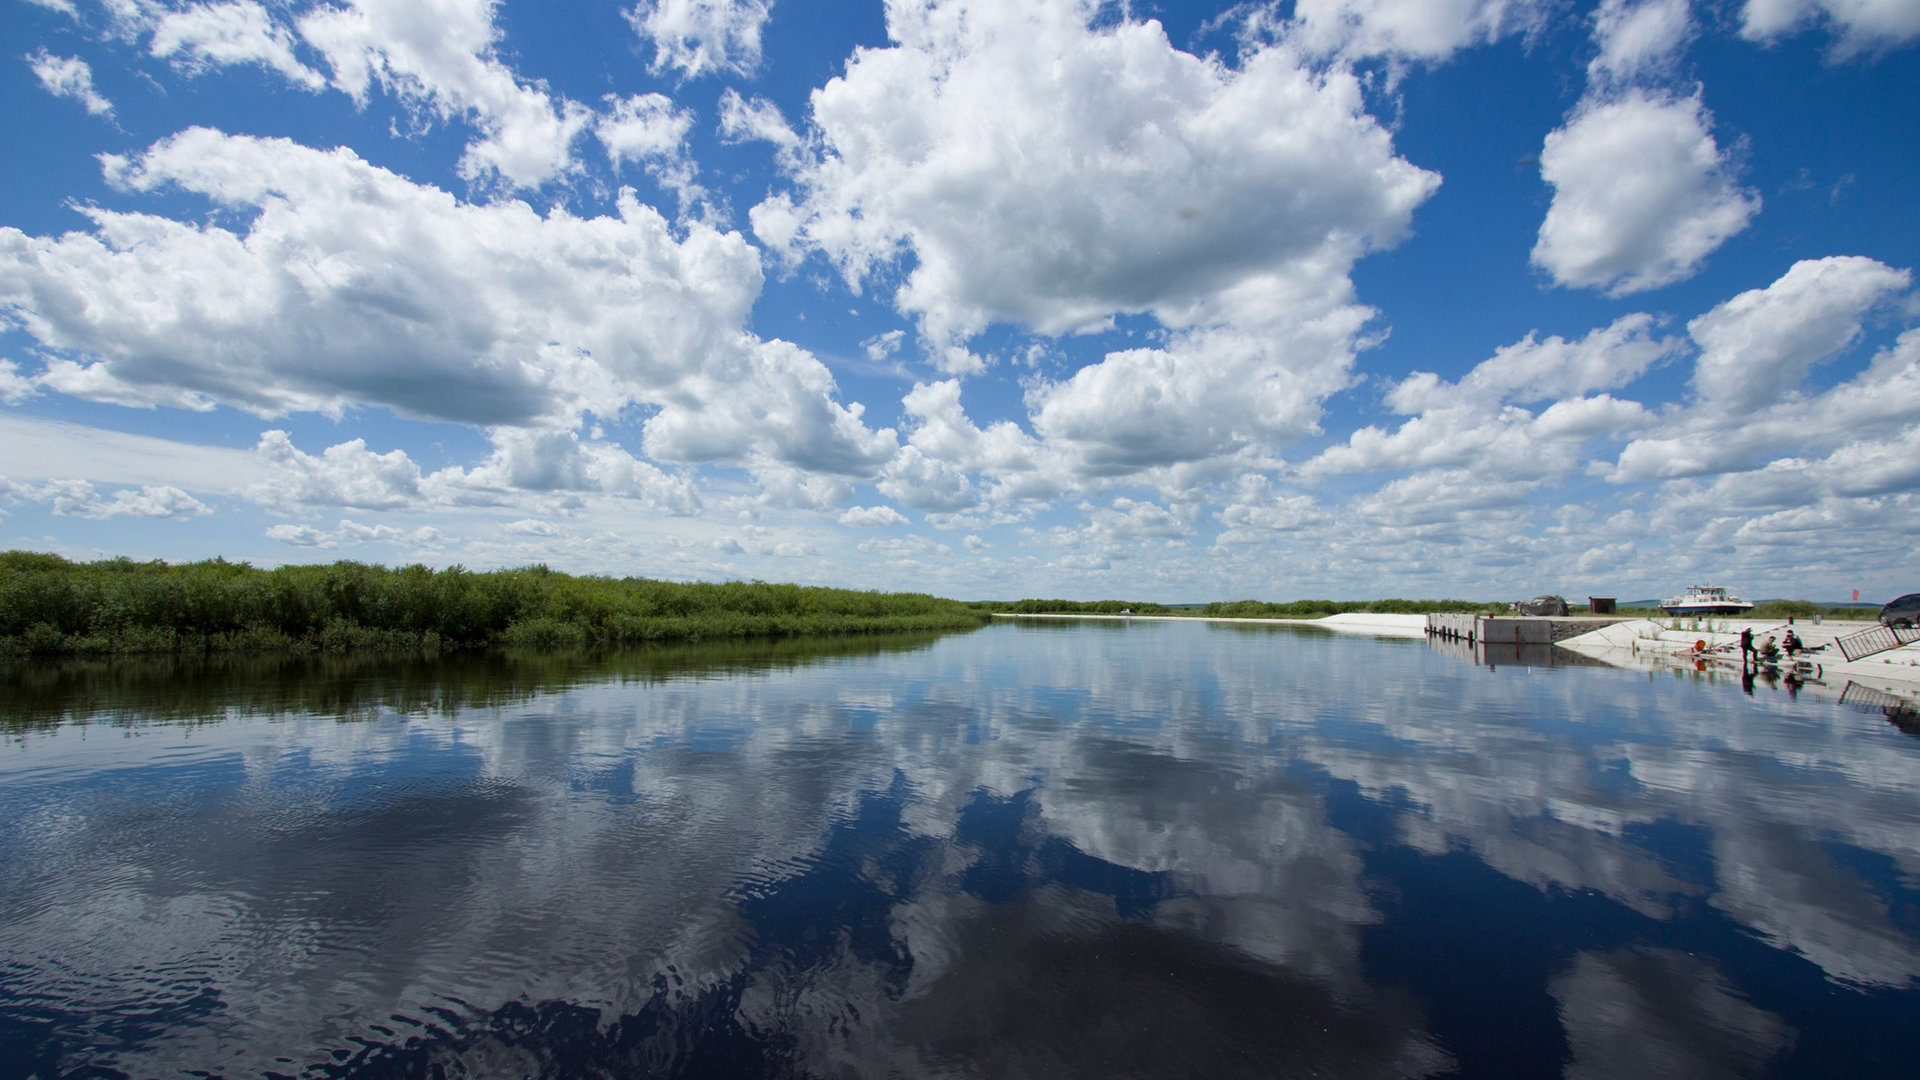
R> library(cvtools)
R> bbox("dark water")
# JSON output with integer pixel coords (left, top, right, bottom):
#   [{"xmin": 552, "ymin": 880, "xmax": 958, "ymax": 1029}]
[{"xmin": 3, "ymin": 621, "xmax": 1919, "ymax": 1079}]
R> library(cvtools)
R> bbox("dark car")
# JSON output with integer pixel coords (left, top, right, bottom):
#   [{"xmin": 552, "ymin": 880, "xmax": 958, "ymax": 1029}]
[
  {"xmin": 1881, "ymin": 593, "xmax": 1920, "ymax": 629},
  {"xmin": 1516, "ymin": 595, "xmax": 1569, "ymax": 617}
]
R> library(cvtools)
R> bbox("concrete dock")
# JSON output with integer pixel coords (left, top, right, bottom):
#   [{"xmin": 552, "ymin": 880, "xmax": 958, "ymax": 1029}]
[{"xmin": 1425, "ymin": 613, "xmax": 1629, "ymax": 645}]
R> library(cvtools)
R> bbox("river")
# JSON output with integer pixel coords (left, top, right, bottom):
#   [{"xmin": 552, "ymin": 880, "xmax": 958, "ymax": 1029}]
[{"xmin": 3, "ymin": 620, "xmax": 1918, "ymax": 1078}]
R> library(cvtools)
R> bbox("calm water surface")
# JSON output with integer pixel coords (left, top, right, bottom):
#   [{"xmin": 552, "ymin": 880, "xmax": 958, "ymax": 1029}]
[{"xmin": 3, "ymin": 621, "xmax": 1919, "ymax": 1079}]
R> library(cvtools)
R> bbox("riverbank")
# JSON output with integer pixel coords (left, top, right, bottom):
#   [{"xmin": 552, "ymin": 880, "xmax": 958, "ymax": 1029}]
[
  {"xmin": 993, "ymin": 611, "xmax": 1432, "ymax": 637},
  {"xmin": 1556, "ymin": 617, "xmax": 1920, "ymax": 690},
  {"xmin": 0, "ymin": 552, "xmax": 988, "ymax": 658}
]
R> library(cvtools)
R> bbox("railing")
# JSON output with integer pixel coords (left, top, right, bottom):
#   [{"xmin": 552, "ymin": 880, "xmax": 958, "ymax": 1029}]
[
  {"xmin": 1835, "ymin": 624, "xmax": 1920, "ymax": 662},
  {"xmin": 1839, "ymin": 681, "xmax": 1920, "ymax": 715}
]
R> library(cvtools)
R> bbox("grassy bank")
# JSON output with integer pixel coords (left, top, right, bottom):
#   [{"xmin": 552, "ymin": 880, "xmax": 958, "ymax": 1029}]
[{"xmin": 0, "ymin": 551, "xmax": 989, "ymax": 659}]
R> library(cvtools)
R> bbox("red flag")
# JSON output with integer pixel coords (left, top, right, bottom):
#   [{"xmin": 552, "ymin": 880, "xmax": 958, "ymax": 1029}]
[{"xmin": 1854, "ymin": 588, "xmax": 1861, "ymax": 602}]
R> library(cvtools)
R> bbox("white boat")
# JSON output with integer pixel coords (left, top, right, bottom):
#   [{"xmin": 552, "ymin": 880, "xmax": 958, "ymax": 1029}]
[{"xmin": 1660, "ymin": 584, "xmax": 1754, "ymax": 616}]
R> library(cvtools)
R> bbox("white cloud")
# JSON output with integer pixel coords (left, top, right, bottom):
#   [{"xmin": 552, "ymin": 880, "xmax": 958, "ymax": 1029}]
[
  {"xmin": 856, "ymin": 534, "xmax": 950, "ymax": 560},
  {"xmin": 1286, "ymin": 0, "xmax": 1549, "ymax": 62},
  {"xmin": 1533, "ymin": 92, "xmax": 1760, "ymax": 296},
  {"xmin": 1611, "ymin": 307, "xmax": 1920, "ymax": 485},
  {"xmin": 1587, "ymin": 0, "xmax": 1694, "ymax": 86},
  {"xmin": 876, "ymin": 444, "xmax": 979, "ymax": 513},
  {"xmin": 1029, "ymin": 315, "xmax": 1366, "ymax": 481},
  {"xmin": 746, "ymin": 461, "xmax": 854, "ymax": 511},
  {"xmin": 861, "ymin": 329, "xmax": 905, "ymax": 365},
  {"xmin": 595, "ymin": 92, "xmax": 708, "ymax": 216},
  {"xmin": 640, "ymin": 339, "xmax": 898, "ymax": 477},
  {"xmin": 3, "ymin": 129, "xmax": 902, "ymax": 506},
  {"xmin": 627, "ymin": 0, "xmax": 773, "ymax": 79},
  {"xmin": 428, "ymin": 428, "xmax": 702, "ymax": 512},
  {"xmin": 297, "ymin": 0, "xmax": 591, "ymax": 188},
  {"xmin": 1215, "ymin": 474, "xmax": 1330, "ymax": 540},
  {"xmin": 1304, "ymin": 314, "xmax": 1679, "ymax": 481},
  {"xmin": 23, "ymin": 0, "xmax": 79, "ymax": 17},
  {"xmin": 11, "ymin": 478, "xmax": 213, "ymax": 519},
  {"xmin": 1740, "ymin": 0, "xmax": 1920, "ymax": 56},
  {"xmin": 595, "ymin": 92, "xmax": 693, "ymax": 167},
  {"xmin": 1356, "ymin": 468, "xmax": 1541, "ymax": 525},
  {"xmin": 27, "ymin": 49, "xmax": 114, "ymax": 116},
  {"xmin": 766, "ymin": 0, "xmax": 1437, "ymax": 345},
  {"xmin": 718, "ymin": 88, "xmax": 800, "ymax": 158},
  {"xmin": 1687, "ymin": 255, "xmax": 1911, "ymax": 414},
  {"xmin": 837, "ymin": 504, "xmax": 909, "ymax": 528},
  {"xmin": 1451, "ymin": 312, "xmax": 1683, "ymax": 403},
  {"xmin": 267, "ymin": 518, "xmax": 441, "ymax": 549},
  {"xmin": 150, "ymin": 2, "xmax": 327, "ymax": 89},
  {"xmin": 0, "ymin": 359, "xmax": 36, "ymax": 404},
  {"xmin": 249, "ymin": 429, "xmax": 423, "ymax": 510},
  {"xmin": 2, "ymin": 129, "xmax": 733, "ymax": 420}
]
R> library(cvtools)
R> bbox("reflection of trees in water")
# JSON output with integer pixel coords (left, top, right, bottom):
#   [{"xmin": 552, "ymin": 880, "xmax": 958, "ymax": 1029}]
[{"xmin": 0, "ymin": 632, "xmax": 963, "ymax": 733}]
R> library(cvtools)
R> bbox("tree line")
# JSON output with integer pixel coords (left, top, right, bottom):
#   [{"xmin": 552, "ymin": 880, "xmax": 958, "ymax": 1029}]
[{"xmin": 0, "ymin": 551, "xmax": 990, "ymax": 658}]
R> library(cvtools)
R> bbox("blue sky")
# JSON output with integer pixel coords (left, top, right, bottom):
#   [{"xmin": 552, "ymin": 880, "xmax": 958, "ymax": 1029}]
[{"xmin": 2, "ymin": 0, "xmax": 1917, "ymax": 602}]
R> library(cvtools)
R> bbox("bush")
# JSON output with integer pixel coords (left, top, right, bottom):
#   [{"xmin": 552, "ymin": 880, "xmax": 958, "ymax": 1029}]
[{"xmin": 0, "ymin": 551, "xmax": 989, "ymax": 657}]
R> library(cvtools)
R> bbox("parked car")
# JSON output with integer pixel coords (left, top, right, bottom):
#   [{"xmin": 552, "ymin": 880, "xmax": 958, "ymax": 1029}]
[
  {"xmin": 1880, "ymin": 593, "xmax": 1920, "ymax": 629},
  {"xmin": 1516, "ymin": 595, "xmax": 1569, "ymax": 617}
]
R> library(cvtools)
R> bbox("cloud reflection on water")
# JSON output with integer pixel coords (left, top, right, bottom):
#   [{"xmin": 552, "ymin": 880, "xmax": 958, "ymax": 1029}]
[{"xmin": 2, "ymin": 620, "xmax": 1917, "ymax": 1076}]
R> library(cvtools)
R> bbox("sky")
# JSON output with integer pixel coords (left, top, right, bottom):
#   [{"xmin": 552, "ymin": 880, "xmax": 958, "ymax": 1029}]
[{"xmin": 2, "ymin": 0, "xmax": 1917, "ymax": 603}]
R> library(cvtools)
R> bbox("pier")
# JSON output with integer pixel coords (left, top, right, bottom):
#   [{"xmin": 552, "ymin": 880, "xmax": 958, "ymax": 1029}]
[{"xmin": 1426, "ymin": 613, "xmax": 1630, "ymax": 645}]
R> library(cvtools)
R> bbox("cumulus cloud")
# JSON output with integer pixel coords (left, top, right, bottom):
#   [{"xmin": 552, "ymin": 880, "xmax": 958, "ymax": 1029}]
[
  {"xmin": 1533, "ymin": 92, "xmax": 1760, "ymax": 296},
  {"xmin": 27, "ymin": 49, "xmax": 114, "ymax": 115},
  {"xmin": 1612, "ymin": 312, "xmax": 1920, "ymax": 487},
  {"xmin": 856, "ymin": 534, "xmax": 950, "ymax": 560},
  {"xmin": 1285, "ymin": 0, "xmax": 1550, "ymax": 62},
  {"xmin": 1028, "ymin": 316, "xmax": 1366, "ymax": 481},
  {"xmin": 595, "ymin": 93, "xmax": 708, "ymax": 217},
  {"xmin": 249, "ymin": 429, "xmax": 424, "ymax": 511},
  {"xmin": 1686, "ymin": 255, "xmax": 1912, "ymax": 414},
  {"xmin": 627, "ymin": 0, "xmax": 773, "ymax": 79},
  {"xmin": 594, "ymin": 92, "xmax": 693, "ymax": 167},
  {"xmin": 297, "ymin": 0, "xmax": 591, "ymax": 188},
  {"xmin": 0, "ymin": 130, "xmax": 734, "ymax": 423},
  {"xmin": 150, "ymin": 1, "xmax": 327, "ymax": 89},
  {"xmin": 838, "ymin": 504, "xmax": 909, "ymax": 528},
  {"xmin": 1303, "ymin": 314, "xmax": 1680, "ymax": 481},
  {"xmin": 267, "ymin": 518, "xmax": 441, "ymax": 549},
  {"xmin": 876, "ymin": 444, "xmax": 979, "ymax": 513},
  {"xmin": 1587, "ymin": 0, "xmax": 1693, "ymax": 86},
  {"xmin": 0, "ymin": 359, "xmax": 37, "ymax": 404},
  {"xmin": 2, "ymin": 127, "xmax": 914, "ymax": 515},
  {"xmin": 4, "ymin": 478, "xmax": 212, "ymax": 519},
  {"xmin": 718, "ymin": 88, "xmax": 798, "ymax": 149},
  {"xmin": 765, "ymin": 0, "xmax": 1437, "ymax": 345},
  {"xmin": 1739, "ymin": 0, "xmax": 1920, "ymax": 56},
  {"xmin": 433, "ymin": 427, "xmax": 702, "ymax": 512},
  {"xmin": 640, "ymin": 339, "xmax": 898, "ymax": 478}
]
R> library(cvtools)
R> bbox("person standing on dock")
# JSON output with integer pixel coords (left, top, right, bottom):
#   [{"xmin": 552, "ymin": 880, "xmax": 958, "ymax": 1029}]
[{"xmin": 1740, "ymin": 627, "xmax": 1755, "ymax": 666}]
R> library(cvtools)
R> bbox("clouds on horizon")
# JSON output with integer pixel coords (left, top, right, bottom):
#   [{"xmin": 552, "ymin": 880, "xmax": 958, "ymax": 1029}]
[{"xmin": 2, "ymin": 0, "xmax": 1917, "ymax": 599}]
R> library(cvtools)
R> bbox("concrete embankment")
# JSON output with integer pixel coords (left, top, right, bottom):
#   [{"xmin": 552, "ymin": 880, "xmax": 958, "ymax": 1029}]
[
  {"xmin": 1426, "ymin": 613, "xmax": 1629, "ymax": 645},
  {"xmin": 992, "ymin": 612, "xmax": 1429, "ymax": 637},
  {"xmin": 1554, "ymin": 617, "xmax": 1920, "ymax": 692}
]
